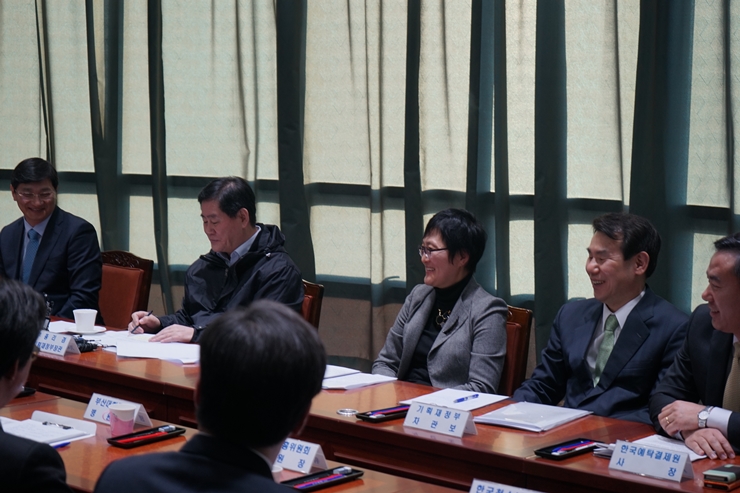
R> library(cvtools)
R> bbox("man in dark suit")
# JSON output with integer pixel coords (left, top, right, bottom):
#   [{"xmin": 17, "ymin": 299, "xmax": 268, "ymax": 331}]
[
  {"xmin": 0, "ymin": 278, "xmax": 72, "ymax": 492},
  {"xmin": 0, "ymin": 158, "xmax": 102, "ymax": 321},
  {"xmin": 94, "ymin": 300, "xmax": 326, "ymax": 493},
  {"xmin": 514, "ymin": 213, "xmax": 688, "ymax": 424},
  {"xmin": 650, "ymin": 233, "xmax": 740, "ymax": 461}
]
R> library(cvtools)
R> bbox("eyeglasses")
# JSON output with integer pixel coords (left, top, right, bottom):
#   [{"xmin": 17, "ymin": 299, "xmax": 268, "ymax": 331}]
[
  {"xmin": 15, "ymin": 191, "xmax": 55, "ymax": 202},
  {"xmin": 418, "ymin": 245, "xmax": 449, "ymax": 259},
  {"xmin": 30, "ymin": 345, "xmax": 40, "ymax": 362}
]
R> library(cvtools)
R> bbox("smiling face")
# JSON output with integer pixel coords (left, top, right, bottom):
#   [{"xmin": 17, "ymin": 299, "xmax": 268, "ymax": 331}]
[
  {"xmin": 11, "ymin": 179, "xmax": 57, "ymax": 227},
  {"xmin": 420, "ymin": 231, "xmax": 469, "ymax": 289},
  {"xmin": 586, "ymin": 231, "xmax": 648, "ymax": 312},
  {"xmin": 200, "ymin": 199, "xmax": 253, "ymax": 255},
  {"xmin": 702, "ymin": 250, "xmax": 740, "ymax": 336}
]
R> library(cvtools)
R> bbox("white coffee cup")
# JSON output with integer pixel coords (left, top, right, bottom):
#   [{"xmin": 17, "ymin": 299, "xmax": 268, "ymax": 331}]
[
  {"xmin": 109, "ymin": 403, "xmax": 137, "ymax": 436},
  {"xmin": 73, "ymin": 309, "xmax": 97, "ymax": 333},
  {"xmin": 271, "ymin": 464, "xmax": 284, "ymax": 482}
]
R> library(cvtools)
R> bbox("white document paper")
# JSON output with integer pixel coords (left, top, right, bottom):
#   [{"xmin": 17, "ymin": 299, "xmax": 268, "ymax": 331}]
[
  {"xmin": 474, "ymin": 401, "xmax": 591, "ymax": 432},
  {"xmin": 321, "ymin": 372, "xmax": 396, "ymax": 390},
  {"xmin": 3, "ymin": 411, "xmax": 96, "ymax": 445},
  {"xmin": 116, "ymin": 340, "xmax": 200, "ymax": 364},
  {"xmin": 48, "ymin": 320, "xmax": 106, "ymax": 334},
  {"xmin": 400, "ymin": 389, "xmax": 507, "ymax": 412},
  {"xmin": 633, "ymin": 434, "xmax": 705, "ymax": 462},
  {"xmin": 324, "ymin": 365, "xmax": 361, "ymax": 379}
]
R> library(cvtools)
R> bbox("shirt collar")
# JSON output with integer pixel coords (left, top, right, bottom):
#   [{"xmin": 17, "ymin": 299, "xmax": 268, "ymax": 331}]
[
  {"xmin": 217, "ymin": 225, "xmax": 261, "ymax": 266},
  {"xmin": 23, "ymin": 214, "xmax": 52, "ymax": 237},
  {"xmin": 601, "ymin": 288, "xmax": 646, "ymax": 329}
]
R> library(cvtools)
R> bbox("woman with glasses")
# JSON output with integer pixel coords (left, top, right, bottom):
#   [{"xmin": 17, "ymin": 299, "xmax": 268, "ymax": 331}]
[{"xmin": 372, "ymin": 209, "xmax": 507, "ymax": 393}]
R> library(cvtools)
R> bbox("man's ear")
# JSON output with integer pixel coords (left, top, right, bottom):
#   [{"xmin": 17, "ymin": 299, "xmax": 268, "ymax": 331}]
[
  {"xmin": 238, "ymin": 208, "xmax": 250, "ymax": 227},
  {"xmin": 633, "ymin": 251, "xmax": 649, "ymax": 276}
]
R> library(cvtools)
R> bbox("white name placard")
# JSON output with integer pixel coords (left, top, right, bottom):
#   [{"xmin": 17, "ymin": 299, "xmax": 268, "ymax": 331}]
[
  {"xmin": 83, "ymin": 393, "xmax": 153, "ymax": 427},
  {"xmin": 274, "ymin": 438, "xmax": 327, "ymax": 473},
  {"xmin": 470, "ymin": 479, "xmax": 544, "ymax": 493},
  {"xmin": 403, "ymin": 403, "xmax": 477, "ymax": 437},
  {"xmin": 35, "ymin": 330, "xmax": 79, "ymax": 356},
  {"xmin": 608, "ymin": 439, "xmax": 693, "ymax": 482}
]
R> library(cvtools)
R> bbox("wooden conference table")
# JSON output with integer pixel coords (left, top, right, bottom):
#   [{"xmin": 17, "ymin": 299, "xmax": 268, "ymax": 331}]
[
  {"xmin": 27, "ymin": 337, "xmax": 740, "ymax": 492},
  {"xmin": 3, "ymin": 394, "xmax": 458, "ymax": 493}
]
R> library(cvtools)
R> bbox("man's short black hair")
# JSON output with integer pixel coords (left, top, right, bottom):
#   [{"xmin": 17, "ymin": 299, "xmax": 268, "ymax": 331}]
[
  {"xmin": 423, "ymin": 208, "xmax": 487, "ymax": 273},
  {"xmin": 11, "ymin": 157, "xmax": 59, "ymax": 190},
  {"xmin": 714, "ymin": 232, "xmax": 740, "ymax": 280},
  {"xmin": 592, "ymin": 212, "xmax": 661, "ymax": 278},
  {"xmin": 197, "ymin": 300, "xmax": 326, "ymax": 448},
  {"xmin": 197, "ymin": 177, "xmax": 256, "ymax": 226},
  {"xmin": 0, "ymin": 279, "xmax": 45, "ymax": 377}
]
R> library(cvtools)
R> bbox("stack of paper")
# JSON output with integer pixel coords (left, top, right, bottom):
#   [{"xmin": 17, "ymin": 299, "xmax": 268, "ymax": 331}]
[
  {"xmin": 322, "ymin": 372, "xmax": 396, "ymax": 390},
  {"xmin": 474, "ymin": 402, "xmax": 591, "ymax": 432},
  {"xmin": 324, "ymin": 365, "xmax": 361, "ymax": 379},
  {"xmin": 400, "ymin": 389, "xmax": 507, "ymax": 411}
]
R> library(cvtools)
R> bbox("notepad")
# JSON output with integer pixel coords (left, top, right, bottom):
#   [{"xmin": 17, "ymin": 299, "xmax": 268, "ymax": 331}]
[
  {"xmin": 400, "ymin": 389, "xmax": 507, "ymax": 412},
  {"xmin": 324, "ymin": 365, "xmax": 361, "ymax": 379},
  {"xmin": 474, "ymin": 402, "xmax": 591, "ymax": 432},
  {"xmin": 2, "ymin": 411, "xmax": 97, "ymax": 445}
]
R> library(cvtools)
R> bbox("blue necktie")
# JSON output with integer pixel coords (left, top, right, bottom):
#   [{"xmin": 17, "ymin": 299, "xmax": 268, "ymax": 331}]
[{"xmin": 22, "ymin": 229, "xmax": 41, "ymax": 284}]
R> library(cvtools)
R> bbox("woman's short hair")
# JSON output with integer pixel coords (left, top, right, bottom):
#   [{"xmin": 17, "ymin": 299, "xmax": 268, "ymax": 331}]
[{"xmin": 423, "ymin": 208, "xmax": 487, "ymax": 273}]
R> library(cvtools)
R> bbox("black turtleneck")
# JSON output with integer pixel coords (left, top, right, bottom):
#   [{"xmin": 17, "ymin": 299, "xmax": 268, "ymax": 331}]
[{"xmin": 405, "ymin": 273, "xmax": 473, "ymax": 386}]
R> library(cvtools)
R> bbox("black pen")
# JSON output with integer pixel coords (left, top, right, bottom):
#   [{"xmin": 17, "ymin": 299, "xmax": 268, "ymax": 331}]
[{"xmin": 130, "ymin": 310, "xmax": 153, "ymax": 333}]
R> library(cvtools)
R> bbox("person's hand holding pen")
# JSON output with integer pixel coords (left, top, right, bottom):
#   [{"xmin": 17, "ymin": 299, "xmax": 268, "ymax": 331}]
[{"xmin": 128, "ymin": 310, "xmax": 159, "ymax": 334}]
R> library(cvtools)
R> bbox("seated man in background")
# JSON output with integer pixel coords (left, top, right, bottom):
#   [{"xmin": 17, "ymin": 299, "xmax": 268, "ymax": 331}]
[
  {"xmin": 129, "ymin": 176, "xmax": 303, "ymax": 343},
  {"xmin": 514, "ymin": 213, "xmax": 688, "ymax": 423},
  {"xmin": 0, "ymin": 278, "xmax": 72, "ymax": 492},
  {"xmin": 95, "ymin": 300, "xmax": 326, "ymax": 492},
  {"xmin": 651, "ymin": 233, "xmax": 740, "ymax": 460},
  {"xmin": 0, "ymin": 157, "xmax": 102, "ymax": 321}
]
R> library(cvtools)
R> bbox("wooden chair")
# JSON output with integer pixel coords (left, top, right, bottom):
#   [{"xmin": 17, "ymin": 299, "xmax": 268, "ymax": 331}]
[
  {"xmin": 99, "ymin": 251, "xmax": 154, "ymax": 329},
  {"xmin": 498, "ymin": 305, "xmax": 533, "ymax": 396},
  {"xmin": 301, "ymin": 280, "xmax": 325, "ymax": 329}
]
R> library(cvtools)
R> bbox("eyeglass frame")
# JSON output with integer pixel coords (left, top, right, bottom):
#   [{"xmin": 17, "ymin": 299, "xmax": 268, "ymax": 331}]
[
  {"xmin": 418, "ymin": 245, "xmax": 449, "ymax": 259},
  {"xmin": 13, "ymin": 190, "xmax": 56, "ymax": 202}
]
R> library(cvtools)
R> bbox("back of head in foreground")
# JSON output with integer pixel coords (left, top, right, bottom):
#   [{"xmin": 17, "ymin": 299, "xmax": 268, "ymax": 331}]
[
  {"xmin": 197, "ymin": 299, "xmax": 327, "ymax": 448},
  {"xmin": 0, "ymin": 278, "xmax": 45, "ymax": 409}
]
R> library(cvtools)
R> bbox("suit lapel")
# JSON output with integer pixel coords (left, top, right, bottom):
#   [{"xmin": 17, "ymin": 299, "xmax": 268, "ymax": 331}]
[
  {"xmin": 6, "ymin": 219, "xmax": 25, "ymax": 279},
  {"xmin": 28, "ymin": 207, "xmax": 62, "ymax": 287},
  {"xmin": 398, "ymin": 290, "xmax": 435, "ymax": 374},
  {"xmin": 568, "ymin": 303, "xmax": 602, "ymax": 394},
  {"xmin": 584, "ymin": 290, "xmax": 654, "ymax": 401}
]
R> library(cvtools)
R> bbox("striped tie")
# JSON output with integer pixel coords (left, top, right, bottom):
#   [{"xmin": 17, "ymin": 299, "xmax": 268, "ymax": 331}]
[
  {"xmin": 22, "ymin": 229, "xmax": 40, "ymax": 284},
  {"xmin": 723, "ymin": 342, "xmax": 740, "ymax": 412}
]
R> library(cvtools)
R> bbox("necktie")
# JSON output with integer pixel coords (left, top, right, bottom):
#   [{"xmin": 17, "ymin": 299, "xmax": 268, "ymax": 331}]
[
  {"xmin": 723, "ymin": 342, "xmax": 740, "ymax": 411},
  {"xmin": 593, "ymin": 314, "xmax": 618, "ymax": 386},
  {"xmin": 22, "ymin": 229, "xmax": 40, "ymax": 284}
]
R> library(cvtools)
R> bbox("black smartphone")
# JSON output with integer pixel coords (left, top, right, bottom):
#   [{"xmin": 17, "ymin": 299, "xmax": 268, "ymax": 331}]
[
  {"xmin": 17, "ymin": 386, "xmax": 36, "ymax": 398},
  {"xmin": 355, "ymin": 404, "xmax": 410, "ymax": 423},
  {"xmin": 534, "ymin": 438, "xmax": 600, "ymax": 460},
  {"xmin": 107, "ymin": 425, "xmax": 186, "ymax": 449},
  {"xmin": 281, "ymin": 466, "xmax": 363, "ymax": 491}
]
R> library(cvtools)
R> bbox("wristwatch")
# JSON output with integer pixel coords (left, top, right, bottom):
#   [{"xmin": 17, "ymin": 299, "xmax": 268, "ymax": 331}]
[{"xmin": 698, "ymin": 406, "xmax": 714, "ymax": 428}]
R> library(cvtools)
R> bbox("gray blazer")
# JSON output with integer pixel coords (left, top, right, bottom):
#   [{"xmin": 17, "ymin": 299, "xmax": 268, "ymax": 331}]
[{"xmin": 372, "ymin": 278, "xmax": 508, "ymax": 393}]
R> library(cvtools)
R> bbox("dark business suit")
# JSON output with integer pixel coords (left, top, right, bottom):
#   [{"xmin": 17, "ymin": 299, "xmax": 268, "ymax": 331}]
[
  {"xmin": 94, "ymin": 433, "xmax": 291, "ymax": 493},
  {"xmin": 513, "ymin": 287, "xmax": 688, "ymax": 424},
  {"xmin": 0, "ymin": 425, "xmax": 72, "ymax": 493},
  {"xmin": 0, "ymin": 206, "xmax": 102, "ymax": 321},
  {"xmin": 650, "ymin": 304, "xmax": 740, "ymax": 448}
]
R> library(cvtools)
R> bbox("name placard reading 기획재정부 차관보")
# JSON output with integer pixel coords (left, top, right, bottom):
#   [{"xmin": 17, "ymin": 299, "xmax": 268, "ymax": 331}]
[
  {"xmin": 608, "ymin": 439, "xmax": 692, "ymax": 482},
  {"xmin": 403, "ymin": 403, "xmax": 477, "ymax": 438}
]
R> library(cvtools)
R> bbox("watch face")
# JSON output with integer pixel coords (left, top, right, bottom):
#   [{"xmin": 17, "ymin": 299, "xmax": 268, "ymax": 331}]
[{"xmin": 699, "ymin": 411, "xmax": 710, "ymax": 419}]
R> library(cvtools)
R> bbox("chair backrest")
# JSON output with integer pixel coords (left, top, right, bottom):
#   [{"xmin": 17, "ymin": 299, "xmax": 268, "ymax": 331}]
[
  {"xmin": 101, "ymin": 250, "xmax": 154, "ymax": 312},
  {"xmin": 100, "ymin": 251, "xmax": 154, "ymax": 329},
  {"xmin": 498, "ymin": 305, "xmax": 533, "ymax": 396},
  {"xmin": 301, "ymin": 280, "xmax": 325, "ymax": 329}
]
